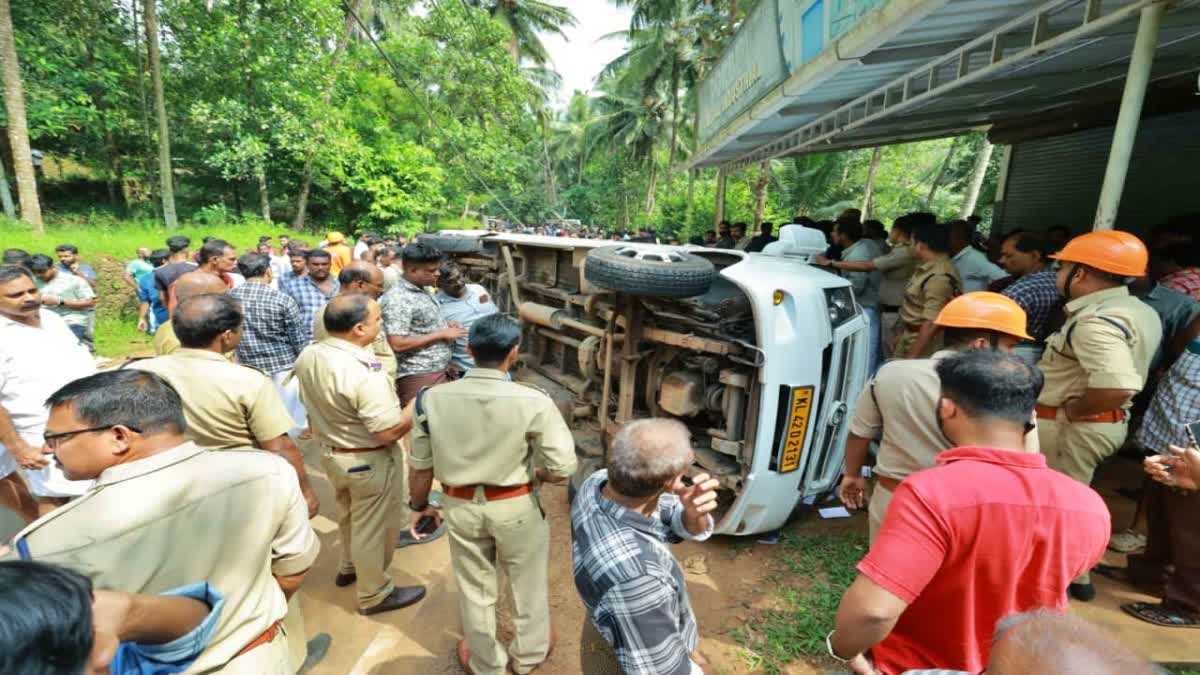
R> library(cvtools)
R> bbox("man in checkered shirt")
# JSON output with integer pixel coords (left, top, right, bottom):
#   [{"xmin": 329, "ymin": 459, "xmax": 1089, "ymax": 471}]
[
  {"xmin": 998, "ymin": 231, "xmax": 1060, "ymax": 364},
  {"xmin": 571, "ymin": 419, "xmax": 719, "ymax": 675}
]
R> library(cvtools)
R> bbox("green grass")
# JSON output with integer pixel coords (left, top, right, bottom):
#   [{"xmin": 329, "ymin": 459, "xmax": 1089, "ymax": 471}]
[
  {"xmin": 2, "ymin": 215, "xmax": 308, "ymax": 358},
  {"xmin": 732, "ymin": 532, "xmax": 868, "ymax": 674}
]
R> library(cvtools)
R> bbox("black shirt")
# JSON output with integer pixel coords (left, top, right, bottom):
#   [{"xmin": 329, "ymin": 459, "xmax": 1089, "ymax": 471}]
[{"xmin": 154, "ymin": 262, "xmax": 198, "ymax": 293}]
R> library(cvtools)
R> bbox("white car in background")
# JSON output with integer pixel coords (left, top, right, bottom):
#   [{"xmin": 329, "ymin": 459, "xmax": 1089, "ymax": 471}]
[{"xmin": 419, "ymin": 225, "xmax": 868, "ymax": 536}]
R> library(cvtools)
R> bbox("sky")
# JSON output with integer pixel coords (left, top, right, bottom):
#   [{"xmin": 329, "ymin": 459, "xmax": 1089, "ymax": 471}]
[{"xmin": 542, "ymin": 2, "xmax": 632, "ymax": 108}]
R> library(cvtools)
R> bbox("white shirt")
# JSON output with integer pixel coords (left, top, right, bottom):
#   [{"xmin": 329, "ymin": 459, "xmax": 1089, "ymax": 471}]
[
  {"xmin": 952, "ymin": 246, "xmax": 1006, "ymax": 293},
  {"xmin": 353, "ymin": 240, "xmax": 370, "ymax": 260},
  {"xmin": 0, "ymin": 310, "xmax": 96, "ymax": 494}
]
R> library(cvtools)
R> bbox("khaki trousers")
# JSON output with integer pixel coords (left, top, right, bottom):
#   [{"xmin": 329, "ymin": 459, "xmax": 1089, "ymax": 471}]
[
  {"xmin": 444, "ymin": 492, "xmax": 551, "ymax": 675},
  {"xmin": 1038, "ymin": 415, "xmax": 1128, "ymax": 584},
  {"xmin": 284, "ymin": 594, "xmax": 306, "ymax": 670},
  {"xmin": 322, "ymin": 448, "xmax": 399, "ymax": 610},
  {"xmin": 879, "ymin": 311, "xmax": 900, "ymax": 362},
  {"xmin": 868, "ymin": 482, "xmax": 895, "ymax": 545},
  {"xmin": 892, "ymin": 326, "xmax": 941, "ymax": 360}
]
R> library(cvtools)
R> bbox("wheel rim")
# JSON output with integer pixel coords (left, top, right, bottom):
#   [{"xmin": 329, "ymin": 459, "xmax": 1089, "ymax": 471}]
[{"xmin": 611, "ymin": 246, "xmax": 691, "ymax": 264}]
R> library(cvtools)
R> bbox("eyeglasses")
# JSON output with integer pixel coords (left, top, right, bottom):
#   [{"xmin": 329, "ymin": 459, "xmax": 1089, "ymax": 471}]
[{"xmin": 43, "ymin": 425, "xmax": 140, "ymax": 448}]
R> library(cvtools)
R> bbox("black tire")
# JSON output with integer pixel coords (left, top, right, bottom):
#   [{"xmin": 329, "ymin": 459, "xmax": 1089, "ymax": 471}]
[
  {"xmin": 417, "ymin": 233, "xmax": 484, "ymax": 254},
  {"xmin": 585, "ymin": 245, "xmax": 715, "ymax": 298}
]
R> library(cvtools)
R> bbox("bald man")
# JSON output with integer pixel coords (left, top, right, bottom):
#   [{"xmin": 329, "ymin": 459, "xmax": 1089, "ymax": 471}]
[{"xmin": 153, "ymin": 271, "xmax": 228, "ymax": 356}]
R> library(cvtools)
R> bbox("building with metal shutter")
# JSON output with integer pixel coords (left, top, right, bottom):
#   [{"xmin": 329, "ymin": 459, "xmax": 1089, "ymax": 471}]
[{"xmin": 994, "ymin": 109, "xmax": 1200, "ymax": 236}]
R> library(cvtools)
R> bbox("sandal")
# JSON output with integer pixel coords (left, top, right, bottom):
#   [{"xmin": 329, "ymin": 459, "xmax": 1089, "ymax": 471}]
[{"xmin": 1121, "ymin": 602, "xmax": 1200, "ymax": 628}]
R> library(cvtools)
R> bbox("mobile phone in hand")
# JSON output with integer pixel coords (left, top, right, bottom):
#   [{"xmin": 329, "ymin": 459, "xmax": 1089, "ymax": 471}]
[{"xmin": 1186, "ymin": 420, "xmax": 1200, "ymax": 449}]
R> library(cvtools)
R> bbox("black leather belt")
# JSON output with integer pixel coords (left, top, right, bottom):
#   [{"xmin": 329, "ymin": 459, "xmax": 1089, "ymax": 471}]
[{"xmin": 880, "ymin": 305, "xmax": 900, "ymax": 313}]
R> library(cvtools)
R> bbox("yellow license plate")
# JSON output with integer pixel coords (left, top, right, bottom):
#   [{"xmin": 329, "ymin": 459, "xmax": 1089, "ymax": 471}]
[{"xmin": 779, "ymin": 386, "xmax": 814, "ymax": 473}]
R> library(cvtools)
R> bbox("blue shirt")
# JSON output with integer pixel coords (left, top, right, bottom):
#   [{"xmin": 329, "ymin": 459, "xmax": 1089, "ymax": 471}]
[
  {"xmin": 435, "ymin": 284, "xmax": 498, "ymax": 369},
  {"xmin": 110, "ymin": 583, "xmax": 224, "ymax": 675},
  {"xmin": 282, "ymin": 275, "xmax": 340, "ymax": 343},
  {"xmin": 138, "ymin": 270, "xmax": 169, "ymax": 326}
]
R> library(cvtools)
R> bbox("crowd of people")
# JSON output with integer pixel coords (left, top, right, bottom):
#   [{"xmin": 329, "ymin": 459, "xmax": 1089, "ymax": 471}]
[{"xmin": 0, "ymin": 210, "xmax": 1196, "ymax": 674}]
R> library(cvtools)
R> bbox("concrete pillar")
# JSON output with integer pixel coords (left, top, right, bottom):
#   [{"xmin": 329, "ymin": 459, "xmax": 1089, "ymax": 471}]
[{"xmin": 1093, "ymin": 2, "xmax": 1164, "ymax": 231}]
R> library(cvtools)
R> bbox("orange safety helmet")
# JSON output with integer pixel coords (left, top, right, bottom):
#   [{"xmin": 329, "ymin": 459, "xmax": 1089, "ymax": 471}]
[
  {"xmin": 934, "ymin": 291, "xmax": 1033, "ymax": 341},
  {"xmin": 1049, "ymin": 230, "xmax": 1148, "ymax": 277}
]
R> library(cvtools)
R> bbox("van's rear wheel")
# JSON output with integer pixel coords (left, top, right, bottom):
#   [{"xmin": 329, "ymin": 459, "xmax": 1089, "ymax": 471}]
[{"xmin": 585, "ymin": 246, "xmax": 715, "ymax": 298}]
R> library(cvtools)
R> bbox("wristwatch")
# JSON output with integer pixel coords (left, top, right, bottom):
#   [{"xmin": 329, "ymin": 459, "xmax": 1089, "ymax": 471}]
[
  {"xmin": 825, "ymin": 630, "xmax": 853, "ymax": 663},
  {"xmin": 408, "ymin": 499, "xmax": 429, "ymax": 512}
]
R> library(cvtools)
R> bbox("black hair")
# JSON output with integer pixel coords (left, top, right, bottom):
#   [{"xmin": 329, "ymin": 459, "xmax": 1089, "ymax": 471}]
[
  {"xmin": 761, "ymin": 222, "xmax": 774, "ymax": 234},
  {"xmin": 947, "ymin": 219, "xmax": 975, "ymax": 243},
  {"xmin": 287, "ymin": 247, "xmax": 309, "ymax": 260},
  {"xmin": 792, "ymin": 215, "xmax": 816, "ymax": 227},
  {"xmin": 258, "ymin": 235, "xmax": 272, "ymax": 243},
  {"xmin": 936, "ymin": 350, "xmax": 1043, "ymax": 427},
  {"xmin": 173, "ymin": 294, "xmax": 243, "ymax": 348},
  {"xmin": 323, "ymin": 293, "xmax": 373, "ymax": 333},
  {"xmin": 438, "ymin": 260, "xmax": 461, "ymax": 276},
  {"xmin": 402, "ymin": 242, "xmax": 444, "ymax": 265},
  {"xmin": 338, "ymin": 265, "xmax": 375, "ymax": 286},
  {"xmin": 732, "ymin": 222, "xmax": 747, "ymax": 232},
  {"xmin": 25, "ymin": 254, "xmax": 54, "ymax": 273},
  {"xmin": 943, "ymin": 327, "xmax": 1002, "ymax": 350},
  {"xmin": 469, "ymin": 314, "xmax": 521, "ymax": 366},
  {"xmin": 834, "ymin": 218, "xmax": 863, "ymax": 241},
  {"xmin": 149, "ymin": 248, "xmax": 171, "ymax": 267},
  {"xmin": 0, "ymin": 264, "xmax": 33, "ymax": 284},
  {"xmin": 1003, "ymin": 230, "xmax": 1052, "ymax": 261},
  {"xmin": 54, "ymin": 244, "xmax": 79, "ymax": 254},
  {"xmin": 913, "ymin": 223, "xmax": 951, "ymax": 253},
  {"xmin": 864, "ymin": 219, "xmax": 886, "ymax": 237},
  {"xmin": 197, "ymin": 239, "xmax": 233, "ymax": 265},
  {"xmin": 688, "ymin": 235, "xmax": 705, "ymax": 246},
  {"xmin": 1153, "ymin": 243, "xmax": 1200, "ymax": 269},
  {"xmin": 363, "ymin": 235, "xmax": 383, "ymax": 246},
  {"xmin": 0, "ymin": 561, "xmax": 94, "ymax": 675},
  {"xmin": 46, "ymin": 369, "xmax": 187, "ymax": 435},
  {"xmin": 704, "ymin": 230, "xmax": 716, "ymax": 237},
  {"xmin": 166, "ymin": 235, "xmax": 191, "ymax": 253},
  {"xmin": 306, "ymin": 249, "xmax": 332, "ymax": 262},
  {"xmin": 236, "ymin": 252, "xmax": 271, "ymax": 279},
  {"xmin": 2, "ymin": 248, "xmax": 29, "ymax": 265}
]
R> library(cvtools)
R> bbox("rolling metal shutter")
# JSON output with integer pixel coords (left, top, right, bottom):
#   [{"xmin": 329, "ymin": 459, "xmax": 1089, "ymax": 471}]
[{"xmin": 994, "ymin": 110, "xmax": 1200, "ymax": 235}]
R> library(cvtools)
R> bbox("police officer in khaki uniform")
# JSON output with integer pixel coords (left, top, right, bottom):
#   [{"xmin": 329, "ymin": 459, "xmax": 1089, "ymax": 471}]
[
  {"xmin": 894, "ymin": 222, "xmax": 962, "ymax": 359},
  {"xmin": 840, "ymin": 292, "xmax": 1040, "ymax": 542},
  {"xmin": 409, "ymin": 314, "xmax": 576, "ymax": 675},
  {"xmin": 293, "ymin": 294, "xmax": 428, "ymax": 615},
  {"xmin": 11, "ymin": 370, "xmax": 319, "ymax": 674},
  {"xmin": 311, "ymin": 261, "xmax": 397, "ymax": 380},
  {"xmin": 130, "ymin": 293, "xmax": 322, "ymax": 670},
  {"xmin": 1036, "ymin": 230, "xmax": 1162, "ymax": 601},
  {"xmin": 151, "ymin": 270, "xmax": 229, "ymax": 356}
]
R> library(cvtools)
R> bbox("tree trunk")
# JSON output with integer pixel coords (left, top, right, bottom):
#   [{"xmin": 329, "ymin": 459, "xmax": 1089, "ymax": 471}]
[
  {"xmin": 753, "ymin": 160, "xmax": 770, "ymax": 227},
  {"xmin": 925, "ymin": 136, "xmax": 961, "ymax": 208},
  {"xmin": 959, "ymin": 138, "xmax": 994, "ymax": 219},
  {"xmin": 541, "ymin": 126, "xmax": 557, "ymax": 209},
  {"xmin": 0, "ymin": 0, "xmax": 42, "ymax": 230},
  {"xmin": 0, "ymin": 150, "xmax": 15, "ymax": 219},
  {"xmin": 462, "ymin": 195, "xmax": 470, "ymax": 219},
  {"xmin": 104, "ymin": 128, "xmax": 127, "ymax": 213},
  {"xmin": 666, "ymin": 63, "xmax": 681, "ymax": 200},
  {"xmin": 257, "ymin": 165, "xmax": 271, "ymax": 222},
  {"xmin": 507, "ymin": 34, "xmax": 520, "ymax": 64},
  {"xmin": 684, "ymin": 168, "xmax": 697, "ymax": 228},
  {"xmin": 132, "ymin": 0, "xmax": 156, "ymax": 204},
  {"xmin": 644, "ymin": 160, "xmax": 658, "ymax": 216},
  {"xmin": 145, "ymin": 0, "xmax": 177, "ymax": 228},
  {"xmin": 860, "ymin": 146, "xmax": 882, "ymax": 218},
  {"xmin": 713, "ymin": 167, "xmax": 727, "ymax": 227},
  {"xmin": 293, "ymin": 159, "xmax": 312, "ymax": 231}
]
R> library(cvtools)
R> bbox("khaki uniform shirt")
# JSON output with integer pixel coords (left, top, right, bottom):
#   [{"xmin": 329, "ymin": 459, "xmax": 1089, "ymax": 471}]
[
  {"xmin": 11, "ymin": 442, "xmax": 320, "ymax": 674},
  {"xmin": 1037, "ymin": 286, "xmax": 1162, "ymax": 408},
  {"xmin": 312, "ymin": 305, "xmax": 398, "ymax": 380},
  {"xmin": 293, "ymin": 338, "xmax": 403, "ymax": 448},
  {"xmin": 873, "ymin": 242, "xmax": 918, "ymax": 308},
  {"xmin": 898, "ymin": 256, "xmax": 962, "ymax": 328},
  {"xmin": 850, "ymin": 351, "xmax": 1039, "ymax": 480},
  {"xmin": 130, "ymin": 349, "xmax": 294, "ymax": 448},
  {"xmin": 411, "ymin": 369, "xmax": 577, "ymax": 486}
]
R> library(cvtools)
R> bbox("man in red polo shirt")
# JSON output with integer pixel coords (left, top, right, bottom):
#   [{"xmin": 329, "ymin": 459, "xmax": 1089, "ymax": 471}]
[{"xmin": 827, "ymin": 350, "xmax": 1109, "ymax": 675}]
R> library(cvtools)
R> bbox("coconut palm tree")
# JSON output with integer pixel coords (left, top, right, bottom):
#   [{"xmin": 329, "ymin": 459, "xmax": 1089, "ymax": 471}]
[
  {"xmin": 594, "ymin": 78, "xmax": 670, "ymax": 216},
  {"xmin": 144, "ymin": 0, "xmax": 177, "ymax": 228},
  {"xmin": 0, "ymin": 0, "xmax": 43, "ymax": 229},
  {"xmin": 464, "ymin": 0, "xmax": 576, "ymax": 65}
]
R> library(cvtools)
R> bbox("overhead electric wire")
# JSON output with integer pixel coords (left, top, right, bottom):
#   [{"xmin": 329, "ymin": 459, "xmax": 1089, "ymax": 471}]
[{"xmin": 340, "ymin": 0, "xmax": 525, "ymax": 227}]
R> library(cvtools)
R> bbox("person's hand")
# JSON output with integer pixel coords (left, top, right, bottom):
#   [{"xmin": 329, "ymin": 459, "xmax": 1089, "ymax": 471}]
[
  {"xmin": 839, "ymin": 475, "xmax": 868, "ymax": 510},
  {"xmin": 42, "ymin": 295, "xmax": 60, "ymax": 307},
  {"xmin": 69, "ymin": 262, "xmax": 81, "ymax": 274},
  {"xmin": 1145, "ymin": 445, "xmax": 1200, "ymax": 490},
  {"xmin": 409, "ymin": 504, "xmax": 442, "ymax": 539},
  {"xmin": 675, "ymin": 472, "xmax": 719, "ymax": 536},
  {"xmin": 442, "ymin": 324, "xmax": 468, "ymax": 341},
  {"xmin": 848, "ymin": 653, "xmax": 877, "ymax": 675},
  {"xmin": 12, "ymin": 439, "xmax": 49, "ymax": 470},
  {"xmin": 92, "ymin": 590, "xmax": 135, "ymax": 641},
  {"xmin": 814, "ymin": 255, "xmax": 832, "ymax": 266},
  {"xmin": 301, "ymin": 483, "xmax": 320, "ymax": 519},
  {"xmin": 137, "ymin": 317, "xmax": 148, "ymax": 333}
]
